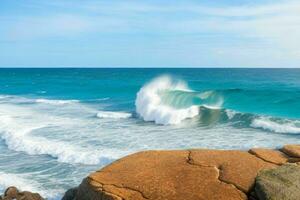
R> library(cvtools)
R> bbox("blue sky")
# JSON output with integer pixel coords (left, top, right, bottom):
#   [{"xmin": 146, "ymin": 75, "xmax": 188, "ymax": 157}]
[{"xmin": 0, "ymin": 0, "xmax": 300, "ymax": 67}]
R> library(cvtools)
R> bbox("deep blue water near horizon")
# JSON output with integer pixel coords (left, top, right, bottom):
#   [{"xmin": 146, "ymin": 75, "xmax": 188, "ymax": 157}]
[{"xmin": 0, "ymin": 68, "xmax": 299, "ymax": 198}]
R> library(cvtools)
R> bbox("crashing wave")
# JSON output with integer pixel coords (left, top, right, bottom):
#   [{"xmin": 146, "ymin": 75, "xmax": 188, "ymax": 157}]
[{"xmin": 135, "ymin": 76, "xmax": 223, "ymax": 125}]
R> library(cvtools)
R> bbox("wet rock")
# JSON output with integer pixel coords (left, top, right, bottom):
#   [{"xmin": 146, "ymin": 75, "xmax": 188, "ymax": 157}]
[
  {"xmin": 62, "ymin": 187, "xmax": 78, "ymax": 200},
  {"xmin": 255, "ymin": 163, "xmax": 300, "ymax": 200},
  {"xmin": 4, "ymin": 187, "xmax": 18, "ymax": 199}
]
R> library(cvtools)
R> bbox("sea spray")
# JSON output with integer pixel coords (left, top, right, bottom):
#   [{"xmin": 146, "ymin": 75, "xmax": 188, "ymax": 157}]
[
  {"xmin": 135, "ymin": 76, "xmax": 199, "ymax": 125},
  {"xmin": 135, "ymin": 76, "xmax": 223, "ymax": 125}
]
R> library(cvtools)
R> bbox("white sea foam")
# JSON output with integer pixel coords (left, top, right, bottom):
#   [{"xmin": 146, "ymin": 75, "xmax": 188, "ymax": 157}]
[
  {"xmin": 35, "ymin": 99, "xmax": 79, "ymax": 105},
  {"xmin": 0, "ymin": 115, "xmax": 105, "ymax": 165},
  {"xmin": 251, "ymin": 117, "xmax": 300, "ymax": 134},
  {"xmin": 0, "ymin": 172, "xmax": 60, "ymax": 199},
  {"xmin": 0, "ymin": 103, "xmax": 122, "ymax": 165},
  {"xmin": 135, "ymin": 76, "xmax": 199, "ymax": 125},
  {"xmin": 225, "ymin": 109, "xmax": 238, "ymax": 119},
  {"xmin": 97, "ymin": 111, "xmax": 132, "ymax": 119}
]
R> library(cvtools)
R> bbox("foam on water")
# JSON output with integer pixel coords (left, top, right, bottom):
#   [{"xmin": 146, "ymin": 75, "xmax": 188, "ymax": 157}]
[
  {"xmin": 35, "ymin": 99, "xmax": 79, "ymax": 105},
  {"xmin": 0, "ymin": 101, "xmax": 123, "ymax": 165},
  {"xmin": 96, "ymin": 111, "xmax": 132, "ymax": 119},
  {"xmin": 251, "ymin": 117, "xmax": 300, "ymax": 134},
  {"xmin": 225, "ymin": 109, "xmax": 238, "ymax": 120},
  {"xmin": 0, "ymin": 172, "xmax": 61, "ymax": 199}
]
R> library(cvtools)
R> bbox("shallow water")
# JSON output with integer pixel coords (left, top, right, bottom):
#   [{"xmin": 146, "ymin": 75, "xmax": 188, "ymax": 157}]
[{"xmin": 0, "ymin": 68, "xmax": 299, "ymax": 198}]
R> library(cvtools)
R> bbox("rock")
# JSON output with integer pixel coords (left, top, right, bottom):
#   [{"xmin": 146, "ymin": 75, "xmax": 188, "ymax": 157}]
[
  {"xmin": 281, "ymin": 145, "xmax": 300, "ymax": 158},
  {"xmin": 249, "ymin": 148, "xmax": 289, "ymax": 165},
  {"xmin": 255, "ymin": 163, "xmax": 300, "ymax": 200},
  {"xmin": 73, "ymin": 149, "xmax": 280, "ymax": 200},
  {"xmin": 62, "ymin": 187, "xmax": 78, "ymax": 200},
  {"xmin": 1, "ymin": 187, "xmax": 44, "ymax": 200},
  {"xmin": 189, "ymin": 150, "xmax": 276, "ymax": 192},
  {"xmin": 4, "ymin": 187, "xmax": 18, "ymax": 199}
]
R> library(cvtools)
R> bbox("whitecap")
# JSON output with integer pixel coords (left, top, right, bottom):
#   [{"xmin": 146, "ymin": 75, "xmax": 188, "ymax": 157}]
[
  {"xmin": 35, "ymin": 99, "xmax": 79, "ymax": 105},
  {"xmin": 135, "ymin": 76, "xmax": 200, "ymax": 125},
  {"xmin": 225, "ymin": 109, "xmax": 238, "ymax": 120},
  {"xmin": 96, "ymin": 111, "xmax": 132, "ymax": 119},
  {"xmin": 251, "ymin": 117, "xmax": 300, "ymax": 134}
]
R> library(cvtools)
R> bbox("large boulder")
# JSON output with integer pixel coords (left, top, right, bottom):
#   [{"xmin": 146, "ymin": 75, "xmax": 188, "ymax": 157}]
[
  {"xmin": 71, "ymin": 149, "xmax": 280, "ymax": 200},
  {"xmin": 255, "ymin": 163, "xmax": 300, "ymax": 200}
]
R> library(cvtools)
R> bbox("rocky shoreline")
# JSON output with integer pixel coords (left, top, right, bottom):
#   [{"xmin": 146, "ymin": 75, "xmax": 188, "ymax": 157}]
[{"xmin": 2, "ymin": 145, "xmax": 300, "ymax": 200}]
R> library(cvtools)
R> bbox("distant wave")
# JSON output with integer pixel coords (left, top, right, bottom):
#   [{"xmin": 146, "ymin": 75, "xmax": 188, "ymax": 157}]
[
  {"xmin": 224, "ymin": 109, "xmax": 300, "ymax": 134},
  {"xmin": 135, "ymin": 75, "xmax": 222, "ymax": 125},
  {"xmin": 0, "ymin": 95, "xmax": 81, "ymax": 106},
  {"xmin": 96, "ymin": 111, "xmax": 132, "ymax": 119},
  {"xmin": 251, "ymin": 117, "xmax": 300, "ymax": 134},
  {"xmin": 35, "ymin": 99, "xmax": 79, "ymax": 105}
]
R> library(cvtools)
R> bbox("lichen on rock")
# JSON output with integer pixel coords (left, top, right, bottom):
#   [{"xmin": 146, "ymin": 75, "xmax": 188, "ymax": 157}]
[{"xmin": 255, "ymin": 163, "xmax": 300, "ymax": 200}]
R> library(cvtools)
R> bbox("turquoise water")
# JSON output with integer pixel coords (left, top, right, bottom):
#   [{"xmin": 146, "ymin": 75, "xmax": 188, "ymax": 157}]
[{"xmin": 0, "ymin": 68, "xmax": 299, "ymax": 198}]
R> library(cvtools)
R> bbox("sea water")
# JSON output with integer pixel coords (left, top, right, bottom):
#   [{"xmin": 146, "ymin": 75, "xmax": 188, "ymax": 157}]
[{"xmin": 0, "ymin": 68, "xmax": 299, "ymax": 198}]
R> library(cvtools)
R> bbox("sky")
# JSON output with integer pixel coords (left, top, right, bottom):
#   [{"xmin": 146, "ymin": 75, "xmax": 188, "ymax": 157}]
[{"xmin": 0, "ymin": 0, "xmax": 300, "ymax": 68}]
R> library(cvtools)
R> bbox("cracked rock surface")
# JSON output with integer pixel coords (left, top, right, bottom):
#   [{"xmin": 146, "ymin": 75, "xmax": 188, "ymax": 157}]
[{"xmin": 65, "ymin": 146, "xmax": 300, "ymax": 200}]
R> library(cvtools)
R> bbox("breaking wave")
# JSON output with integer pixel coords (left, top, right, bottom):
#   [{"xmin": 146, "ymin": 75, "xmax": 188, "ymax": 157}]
[
  {"xmin": 135, "ymin": 76, "xmax": 300, "ymax": 134},
  {"xmin": 251, "ymin": 117, "xmax": 300, "ymax": 134},
  {"xmin": 135, "ymin": 76, "xmax": 223, "ymax": 125}
]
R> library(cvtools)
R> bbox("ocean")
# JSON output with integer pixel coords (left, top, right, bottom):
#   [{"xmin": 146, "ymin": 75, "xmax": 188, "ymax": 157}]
[{"xmin": 0, "ymin": 68, "xmax": 299, "ymax": 199}]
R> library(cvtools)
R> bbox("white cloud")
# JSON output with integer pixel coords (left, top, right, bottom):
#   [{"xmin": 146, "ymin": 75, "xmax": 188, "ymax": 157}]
[{"xmin": 2, "ymin": 0, "xmax": 300, "ymax": 66}]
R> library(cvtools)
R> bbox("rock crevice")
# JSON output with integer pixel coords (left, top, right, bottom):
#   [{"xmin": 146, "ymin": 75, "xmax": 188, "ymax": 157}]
[
  {"xmin": 88, "ymin": 177, "xmax": 149, "ymax": 200},
  {"xmin": 187, "ymin": 150, "xmax": 246, "ymax": 197}
]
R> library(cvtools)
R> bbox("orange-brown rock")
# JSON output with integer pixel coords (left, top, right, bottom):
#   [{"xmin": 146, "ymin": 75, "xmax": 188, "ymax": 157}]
[
  {"xmin": 70, "ymin": 149, "xmax": 291, "ymax": 200},
  {"xmin": 249, "ymin": 148, "xmax": 288, "ymax": 165},
  {"xmin": 281, "ymin": 144, "xmax": 300, "ymax": 158},
  {"xmin": 76, "ymin": 150, "xmax": 246, "ymax": 200},
  {"xmin": 188, "ymin": 150, "xmax": 276, "ymax": 192},
  {"xmin": 63, "ymin": 145, "xmax": 300, "ymax": 200}
]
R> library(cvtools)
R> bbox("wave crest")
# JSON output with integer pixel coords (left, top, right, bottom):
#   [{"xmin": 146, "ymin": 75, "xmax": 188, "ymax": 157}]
[
  {"xmin": 135, "ymin": 76, "xmax": 204, "ymax": 125},
  {"xmin": 251, "ymin": 117, "xmax": 300, "ymax": 134}
]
